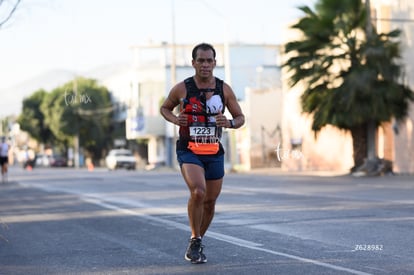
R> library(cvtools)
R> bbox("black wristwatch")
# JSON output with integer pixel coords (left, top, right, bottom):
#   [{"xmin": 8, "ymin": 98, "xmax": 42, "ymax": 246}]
[{"xmin": 229, "ymin": 119, "xmax": 235, "ymax": 128}]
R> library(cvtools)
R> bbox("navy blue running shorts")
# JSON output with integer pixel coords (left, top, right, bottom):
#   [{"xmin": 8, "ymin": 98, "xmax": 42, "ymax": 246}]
[{"xmin": 176, "ymin": 150, "xmax": 225, "ymax": 180}]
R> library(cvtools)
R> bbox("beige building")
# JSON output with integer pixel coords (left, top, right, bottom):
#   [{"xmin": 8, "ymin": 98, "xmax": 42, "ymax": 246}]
[
  {"xmin": 280, "ymin": 0, "xmax": 414, "ymax": 174},
  {"xmin": 379, "ymin": 0, "xmax": 414, "ymax": 173},
  {"xmin": 280, "ymin": 84, "xmax": 354, "ymax": 173},
  {"xmin": 241, "ymin": 87, "xmax": 283, "ymax": 170}
]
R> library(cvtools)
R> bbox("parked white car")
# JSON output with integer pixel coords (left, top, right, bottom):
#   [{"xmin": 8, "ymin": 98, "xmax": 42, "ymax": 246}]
[{"xmin": 105, "ymin": 149, "xmax": 136, "ymax": 170}]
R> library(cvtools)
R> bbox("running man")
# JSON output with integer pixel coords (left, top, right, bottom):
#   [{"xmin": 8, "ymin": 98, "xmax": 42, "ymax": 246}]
[
  {"xmin": 0, "ymin": 137, "xmax": 10, "ymax": 183},
  {"xmin": 160, "ymin": 43, "xmax": 245, "ymax": 263}
]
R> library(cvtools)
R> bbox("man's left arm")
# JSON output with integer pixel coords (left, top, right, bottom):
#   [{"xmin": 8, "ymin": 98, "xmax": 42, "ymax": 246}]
[{"xmin": 224, "ymin": 84, "xmax": 245, "ymax": 129}]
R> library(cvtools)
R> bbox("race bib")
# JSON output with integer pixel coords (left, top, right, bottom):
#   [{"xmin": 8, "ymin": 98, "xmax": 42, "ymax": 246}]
[{"xmin": 189, "ymin": 126, "xmax": 216, "ymax": 137}]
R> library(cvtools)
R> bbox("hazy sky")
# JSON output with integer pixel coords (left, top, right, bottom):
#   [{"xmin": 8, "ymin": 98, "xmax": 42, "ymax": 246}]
[{"xmin": 0, "ymin": 0, "xmax": 316, "ymax": 90}]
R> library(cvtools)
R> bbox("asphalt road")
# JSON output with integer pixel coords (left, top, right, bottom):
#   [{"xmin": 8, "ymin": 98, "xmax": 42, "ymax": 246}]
[{"xmin": 0, "ymin": 166, "xmax": 413, "ymax": 275}]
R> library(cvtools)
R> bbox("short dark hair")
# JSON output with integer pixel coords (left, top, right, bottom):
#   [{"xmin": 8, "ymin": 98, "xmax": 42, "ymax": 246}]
[{"xmin": 192, "ymin": 43, "xmax": 216, "ymax": 60}]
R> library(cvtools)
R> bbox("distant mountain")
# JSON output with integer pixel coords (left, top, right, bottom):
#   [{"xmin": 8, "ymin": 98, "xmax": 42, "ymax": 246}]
[
  {"xmin": 83, "ymin": 62, "xmax": 130, "ymax": 80},
  {"xmin": 0, "ymin": 62, "xmax": 130, "ymax": 118},
  {"xmin": 0, "ymin": 69, "xmax": 76, "ymax": 117}
]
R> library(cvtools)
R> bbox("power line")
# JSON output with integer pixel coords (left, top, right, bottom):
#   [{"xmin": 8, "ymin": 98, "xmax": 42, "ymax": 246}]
[{"xmin": 373, "ymin": 17, "xmax": 414, "ymax": 23}]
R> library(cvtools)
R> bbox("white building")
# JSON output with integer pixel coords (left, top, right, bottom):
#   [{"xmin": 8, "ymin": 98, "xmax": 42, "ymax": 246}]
[{"xmin": 126, "ymin": 43, "xmax": 281, "ymax": 169}]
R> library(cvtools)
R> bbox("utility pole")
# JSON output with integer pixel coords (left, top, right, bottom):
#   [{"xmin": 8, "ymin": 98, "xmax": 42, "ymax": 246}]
[
  {"xmin": 171, "ymin": 0, "xmax": 177, "ymax": 87},
  {"xmin": 73, "ymin": 77, "xmax": 80, "ymax": 168},
  {"xmin": 365, "ymin": 0, "xmax": 377, "ymax": 161},
  {"xmin": 165, "ymin": 0, "xmax": 177, "ymax": 168}
]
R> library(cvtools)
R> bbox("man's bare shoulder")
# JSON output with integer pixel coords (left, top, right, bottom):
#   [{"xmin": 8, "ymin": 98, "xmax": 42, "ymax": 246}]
[
  {"xmin": 222, "ymin": 81, "xmax": 237, "ymax": 98},
  {"xmin": 171, "ymin": 81, "xmax": 187, "ymax": 97}
]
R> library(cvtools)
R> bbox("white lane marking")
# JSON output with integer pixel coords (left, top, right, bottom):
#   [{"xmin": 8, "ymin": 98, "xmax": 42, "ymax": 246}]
[
  {"xmin": 82, "ymin": 194, "xmax": 372, "ymax": 275},
  {"xmin": 20, "ymin": 183, "xmax": 372, "ymax": 275}
]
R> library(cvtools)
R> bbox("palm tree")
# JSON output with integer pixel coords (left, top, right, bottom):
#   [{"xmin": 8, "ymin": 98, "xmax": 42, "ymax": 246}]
[{"xmin": 283, "ymin": 0, "xmax": 413, "ymax": 171}]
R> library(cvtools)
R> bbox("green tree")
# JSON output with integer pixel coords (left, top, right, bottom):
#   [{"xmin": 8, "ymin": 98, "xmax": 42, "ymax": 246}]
[
  {"xmin": 17, "ymin": 89, "xmax": 53, "ymax": 145},
  {"xmin": 283, "ymin": 0, "xmax": 413, "ymax": 170},
  {"xmin": 41, "ymin": 77, "xmax": 114, "ymax": 162}
]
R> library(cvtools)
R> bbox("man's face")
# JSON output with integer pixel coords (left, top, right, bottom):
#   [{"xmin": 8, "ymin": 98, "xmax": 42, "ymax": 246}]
[{"xmin": 192, "ymin": 49, "xmax": 216, "ymax": 78}]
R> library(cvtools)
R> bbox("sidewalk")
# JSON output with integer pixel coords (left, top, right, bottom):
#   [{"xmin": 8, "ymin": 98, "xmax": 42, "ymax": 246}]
[
  {"xmin": 5, "ymin": 163, "xmax": 414, "ymax": 183},
  {"xmin": 240, "ymin": 167, "xmax": 350, "ymax": 177}
]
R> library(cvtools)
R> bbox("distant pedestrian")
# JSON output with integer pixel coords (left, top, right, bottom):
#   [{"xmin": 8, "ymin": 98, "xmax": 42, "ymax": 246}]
[
  {"xmin": 0, "ymin": 137, "xmax": 10, "ymax": 183},
  {"xmin": 160, "ymin": 43, "xmax": 245, "ymax": 264}
]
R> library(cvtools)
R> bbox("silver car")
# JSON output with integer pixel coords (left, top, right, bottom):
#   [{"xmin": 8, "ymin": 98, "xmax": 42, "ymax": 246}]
[{"xmin": 105, "ymin": 149, "xmax": 136, "ymax": 170}]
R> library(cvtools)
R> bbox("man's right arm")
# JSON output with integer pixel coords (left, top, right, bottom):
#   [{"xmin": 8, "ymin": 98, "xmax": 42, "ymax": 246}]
[
  {"xmin": 160, "ymin": 83, "xmax": 185, "ymax": 126},
  {"xmin": 160, "ymin": 98, "xmax": 179, "ymax": 126}
]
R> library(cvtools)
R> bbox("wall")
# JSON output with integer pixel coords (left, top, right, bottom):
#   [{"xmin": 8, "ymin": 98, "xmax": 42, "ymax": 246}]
[
  {"xmin": 245, "ymin": 87, "xmax": 283, "ymax": 169},
  {"xmin": 376, "ymin": 0, "xmax": 414, "ymax": 173},
  {"xmin": 280, "ymin": 83, "xmax": 354, "ymax": 172}
]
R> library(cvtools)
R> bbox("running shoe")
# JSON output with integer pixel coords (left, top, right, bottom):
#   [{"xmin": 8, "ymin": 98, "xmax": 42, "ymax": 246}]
[{"xmin": 184, "ymin": 237, "xmax": 207, "ymax": 264}]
